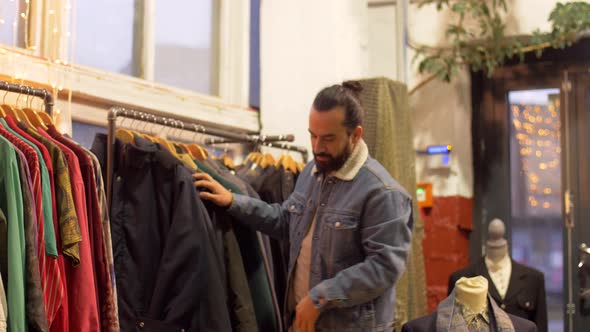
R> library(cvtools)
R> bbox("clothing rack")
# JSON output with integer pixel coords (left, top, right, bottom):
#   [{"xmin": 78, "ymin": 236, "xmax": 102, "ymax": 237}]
[
  {"xmin": 0, "ymin": 81, "xmax": 54, "ymax": 115},
  {"xmin": 259, "ymin": 141, "xmax": 309, "ymax": 163},
  {"xmin": 207, "ymin": 138, "xmax": 309, "ymax": 163},
  {"xmin": 107, "ymin": 106, "xmax": 298, "ymax": 203}
]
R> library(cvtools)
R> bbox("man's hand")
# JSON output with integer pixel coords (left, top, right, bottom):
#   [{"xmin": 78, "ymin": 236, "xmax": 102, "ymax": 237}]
[
  {"xmin": 192, "ymin": 172, "xmax": 233, "ymax": 207},
  {"xmin": 294, "ymin": 295, "xmax": 320, "ymax": 332}
]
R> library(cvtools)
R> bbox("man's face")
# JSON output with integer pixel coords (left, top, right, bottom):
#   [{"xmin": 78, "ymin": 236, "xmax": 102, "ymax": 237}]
[{"xmin": 309, "ymin": 107, "xmax": 361, "ymax": 174}]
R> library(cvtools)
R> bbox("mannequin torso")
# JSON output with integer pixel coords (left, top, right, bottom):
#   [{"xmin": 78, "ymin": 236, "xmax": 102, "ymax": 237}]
[{"xmin": 455, "ymin": 276, "xmax": 489, "ymax": 314}]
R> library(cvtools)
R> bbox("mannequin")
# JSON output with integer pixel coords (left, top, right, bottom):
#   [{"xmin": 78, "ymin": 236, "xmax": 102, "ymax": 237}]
[
  {"xmin": 402, "ymin": 276, "xmax": 537, "ymax": 331},
  {"xmin": 448, "ymin": 219, "xmax": 547, "ymax": 332},
  {"xmin": 485, "ymin": 218, "xmax": 511, "ymax": 299},
  {"xmin": 486, "ymin": 218, "xmax": 508, "ymax": 262},
  {"xmin": 455, "ymin": 276, "xmax": 488, "ymax": 315}
]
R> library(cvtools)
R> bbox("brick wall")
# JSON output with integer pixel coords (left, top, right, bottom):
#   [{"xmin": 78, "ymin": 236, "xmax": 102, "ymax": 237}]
[{"xmin": 421, "ymin": 196, "xmax": 473, "ymax": 312}]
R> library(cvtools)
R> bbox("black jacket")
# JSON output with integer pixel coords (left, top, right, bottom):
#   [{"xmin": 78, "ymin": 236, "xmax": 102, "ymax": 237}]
[
  {"xmin": 92, "ymin": 135, "xmax": 231, "ymax": 331},
  {"xmin": 448, "ymin": 258, "xmax": 547, "ymax": 332}
]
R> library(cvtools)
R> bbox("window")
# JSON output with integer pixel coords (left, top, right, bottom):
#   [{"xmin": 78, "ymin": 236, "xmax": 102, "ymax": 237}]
[
  {"xmin": 0, "ymin": 0, "xmax": 252, "ymax": 114},
  {"xmin": 508, "ymin": 88, "xmax": 563, "ymax": 332},
  {"xmin": 72, "ymin": 120, "xmax": 107, "ymax": 149},
  {"xmin": 72, "ymin": 0, "xmax": 220, "ymax": 94},
  {"xmin": 74, "ymin": 0, "xmax": 137, "ymax": 75},
  {"xmin": 0, "ymin": 0, "xmax": 26, "ymax": 48},
  {"xmin": 154, "ymin": 0, "xmax": 218, "ymax": 94}
]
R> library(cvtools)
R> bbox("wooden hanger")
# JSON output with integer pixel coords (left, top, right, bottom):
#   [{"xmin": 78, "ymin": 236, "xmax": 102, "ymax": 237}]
[
  {"xmin": 21, "ymin": 88, "xmax": 47, "ymax": 130},
  {"xmin": 23, "ymin": 109, "xmax": 48, "ymax": 130},
  {"xmin": 218, "ymin": 150, "xmax": 235, "ymax": 169},
  {"xmin": 116, "ymin": 128, "xmax": 136, "ymax": 144},
  {"xmin": 297, "ymin": 161, "xmax": 304, "ymax": 173},
  {"xmin": 260, "ymin": 153, "xmax": 276, "ymax": 169},
  {"xmin": 1, "ymin": 88, "xmax": 21, "ymax": 121},
  {"xmin": 273, "ymin": 148, "xmax": 298, "ymax": 173},
  {"xmin": 278, "ymin": 153, "xmax": 298, "ymax": 174},
  {"xmin": 14, "ymin": 88, "xmax": 36, "ymax": 128},
  {"xmin": 187, "ymin": 143, "xmax": 207, "ymax": 161},
  {"xmin": 38, "ymin": 112, "xmax": 54, "ymax": 126}
]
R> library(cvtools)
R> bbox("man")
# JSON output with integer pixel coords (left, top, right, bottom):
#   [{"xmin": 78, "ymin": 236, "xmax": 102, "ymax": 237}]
[{"xmin": 194, "ymin": 81, "xmax": 413, "ymax": 332}]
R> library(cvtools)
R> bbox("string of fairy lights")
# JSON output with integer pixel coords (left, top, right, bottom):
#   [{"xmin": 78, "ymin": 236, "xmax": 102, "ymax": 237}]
[
  {"xmin": 0, "ymin": 0, "xmax": 76, "ymax": 132},
  {"xmin": 511, "ymin": 95, "xmax": 561, "ymax": 211}
]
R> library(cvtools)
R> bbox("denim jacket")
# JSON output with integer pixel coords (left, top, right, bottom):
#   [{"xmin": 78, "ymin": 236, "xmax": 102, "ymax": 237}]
[{"xmin": 228, "ymin": 140, "xmax": 413, "ymax": 332}]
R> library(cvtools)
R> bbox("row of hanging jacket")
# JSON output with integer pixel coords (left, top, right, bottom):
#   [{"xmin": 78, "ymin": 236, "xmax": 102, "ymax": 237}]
[
  {"xmin": 0, "ymin": 107, "xmax": 119, "ymax": 332},
  {"xmin": 235, "ymin": 151, "xmax": 304, "ymax": 323},
  {"xmin": 91, "ymin": 111, "xmax": 307, "ymax": 332}
]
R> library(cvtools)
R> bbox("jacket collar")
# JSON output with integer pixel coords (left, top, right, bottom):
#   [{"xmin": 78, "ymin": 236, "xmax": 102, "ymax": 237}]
[
  {"xmin": 436, "ymin": 289, "xmax": 515, "ymax": 332},
  {"xmin": 312, "ymin": 139, "xmax": 368, "ymax": 181}
]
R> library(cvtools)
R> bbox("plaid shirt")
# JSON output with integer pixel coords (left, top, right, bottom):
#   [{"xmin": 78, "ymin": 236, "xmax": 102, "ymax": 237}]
[{"xmin": 436, "ymin": 290, "xmax": 516, "ymax": 332}]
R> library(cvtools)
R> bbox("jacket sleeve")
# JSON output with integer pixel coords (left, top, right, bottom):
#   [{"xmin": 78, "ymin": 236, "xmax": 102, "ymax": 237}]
[
  {"xmin": 309, "ymin": 188, "xmax": 413, "ymax": 309},
  {"xmin": 534, "ymin": 273, "xmax": 548, "ymax": 332},
  {"xmin": 226, "ymin": 192, "xmax": 298, "ymax": 240}
]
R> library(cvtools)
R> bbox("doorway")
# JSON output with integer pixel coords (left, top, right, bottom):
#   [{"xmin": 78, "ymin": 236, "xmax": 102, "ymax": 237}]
[{"xmin": 472, "ymin": 38, "xmax": 590, "ymax": 332}]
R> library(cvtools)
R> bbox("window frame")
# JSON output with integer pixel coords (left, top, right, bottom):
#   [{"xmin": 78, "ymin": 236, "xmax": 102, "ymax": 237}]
[{"xmin": 0, "ymin": 0, "xmax": 257, "ymax": 134}]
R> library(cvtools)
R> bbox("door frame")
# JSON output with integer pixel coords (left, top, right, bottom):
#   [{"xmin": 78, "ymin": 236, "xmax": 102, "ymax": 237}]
[{"xmin": 471, "ymin": 37, "xmax": 590, "ymax": 332}]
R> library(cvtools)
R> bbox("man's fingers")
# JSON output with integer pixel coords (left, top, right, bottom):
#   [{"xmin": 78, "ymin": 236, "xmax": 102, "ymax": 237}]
[
  {"xmin": 194, "ymin": 180, "xmax": 216, "ymax": 191},
  {"xmin": 294, "ymin": 313, "xmax": 301, "ymax": 330},
  {"xmin": 199, "ymin": 191, "xmax": 215, "ymax": 201},
  {"xmin": 301, "ymin": 320, "xmax": 310, "ymax": 332},
  {"xmin": 192, "ymin": 172, "xmax": 212, "ymax": 181}
]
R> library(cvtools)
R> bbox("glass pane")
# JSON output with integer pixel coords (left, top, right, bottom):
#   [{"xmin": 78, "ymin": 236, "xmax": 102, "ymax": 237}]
[
  {"xmin": 72, "ymin": 121, "xmax": 106, "ymax": 149},
  {"xmin": 0, "ymin": 0, "xmax": 25, "ymax": 48},
  {"xmin": 508, "ymin": 88, "xmax": 563, "ymax": 332},
  {"xmin": 74, "ymin": 0, "xmax": 136, "ymax": 75},
  {"xmin": 154, "ymin": 0, "xmax": 216, "ymax": 94}
]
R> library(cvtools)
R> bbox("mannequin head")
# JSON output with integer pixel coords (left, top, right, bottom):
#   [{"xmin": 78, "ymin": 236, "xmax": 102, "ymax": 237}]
[
  {"xmin": 486, "ymin": 218, "xmax": 509, "ymax": 262},
  {"xmin": 455, "ymin": 276, "xmax": 489, "ymax": 313}
]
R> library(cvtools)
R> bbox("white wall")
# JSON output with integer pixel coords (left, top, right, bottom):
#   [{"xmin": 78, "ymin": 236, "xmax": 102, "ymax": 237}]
[
  {"xmin": 367, "ymin": 5, "xmax": 398, "ymax": 80},
  {"xmin": 259, "ymin": 0, "xmax": 370, "ymax": 154},
  {"xmin": 258, "ymin": 0, "xmax": 569, "ymax": 186}
]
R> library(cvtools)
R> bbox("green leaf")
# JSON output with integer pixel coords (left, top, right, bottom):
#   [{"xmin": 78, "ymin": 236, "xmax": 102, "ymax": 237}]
[
  {"xmin": 451, "ymin": 3, "xmax": 465, "ymax": 14},
  {"xmin": 412, "ymin": 1, "xmax": 590, "ymax": 85}
]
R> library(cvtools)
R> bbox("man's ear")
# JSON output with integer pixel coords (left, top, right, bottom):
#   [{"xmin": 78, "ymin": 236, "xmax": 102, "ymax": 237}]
[{"xmin": 352, "ymin": 126, "xmax": 363, "ymax": 144}]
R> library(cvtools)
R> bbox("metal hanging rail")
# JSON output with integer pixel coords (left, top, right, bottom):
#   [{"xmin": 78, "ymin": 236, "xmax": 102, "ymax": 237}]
[
  {"xmin": 207, "ymin": 138, "xmax": 309, "ymax": 163},
  {"xmin": 0, "ymin": 81, "xmax": 54, "ymax": 115},
  {"xmin": 106, "ymin": 106, "xmax": 299, "ymax": 203}
]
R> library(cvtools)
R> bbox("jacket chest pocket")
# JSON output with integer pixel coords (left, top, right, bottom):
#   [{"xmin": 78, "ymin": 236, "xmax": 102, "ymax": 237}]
[
  {"xmin": 517, "ymin": 292, "xmax": 536, "ymax": 314},
  {"xmin": 320, "ymin": 214, "xmax": 362, "ymax": 268},
  {"xmin": 287, "ymin": 196, "xmax": 306, "ymax": 239}
]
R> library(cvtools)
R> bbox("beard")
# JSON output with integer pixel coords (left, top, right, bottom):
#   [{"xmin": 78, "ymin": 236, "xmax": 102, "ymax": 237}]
[{"xmin": 314, "ymin": 142, "xmax": 353, "ymax": 174}]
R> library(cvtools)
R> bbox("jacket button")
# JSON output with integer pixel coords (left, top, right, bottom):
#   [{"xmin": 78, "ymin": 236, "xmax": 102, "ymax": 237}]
[
  {"xmin": 137, "ymin": 321, "xmax": 145, "ymax": 328},
  {"xmin": 335, "ymin": 222, "xmax": 341, "ymax": 228},
  {"xmin": 116, "ymin": 176, "xmax": 122, "ymax": 182},
  {"xmin": 525, "ymin": 301, "xmax": 530, "ymax": 307},
  {"xmin": 501, "ymin": 304, "xmax": 506, "ymax": 309},
  {"xmin": 180, "ymin": 329, "xmax": 186, "ymax": 332}
]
